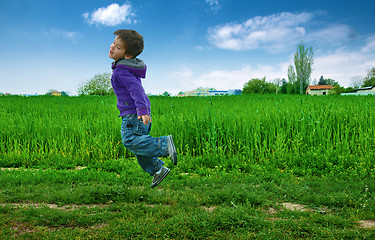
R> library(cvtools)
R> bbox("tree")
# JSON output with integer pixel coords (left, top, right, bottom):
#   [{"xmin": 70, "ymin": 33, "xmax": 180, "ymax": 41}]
[
  {"xmin": 318, "ymin": 76, "xmax": 327, "ymax": 85},
  {"xmin": 287, "ymin": 65, "xmax": 296, "ymax": 84},
  {"xmin": 162, "ymin": 91, "xmax": 171, "ymax": 96},
  {"xmin": 292, "ymin": 42, "xmax": 314, "ymax": 94},
  {"xmin": 362, "ymin": 68, "xmax": 375, "ymax": 87},
  {"xmin": 243, "ymin": 77, "xmax": 276, "ymax": 94},
  {"xmin": 344, "ymin": 87, "xmax": 355, "ymax": 93},
  {"xmin": 273, "ymin": 78, "xmax": 282, "ymax": 94},
  {"xmin": 327, "ymin": 80, "xmax": 344, "ymax": 95},
  {"xmin": 329, "ymin": 84, "xmax": 344, "ymax": 95},
  {"xmin": 325, "ymin": 78, "xmax": 337, "ymax": 86},
  {"xmin": 287, "ymin": 65, "xmax": 297, "ymax": 94},
  {"xmin": 279, "ymin": 78, "xmax": 288, "ymax": 94},
  {"xmin": 78, "ymin": 73, "xmax": 114, "ymax": 95}
]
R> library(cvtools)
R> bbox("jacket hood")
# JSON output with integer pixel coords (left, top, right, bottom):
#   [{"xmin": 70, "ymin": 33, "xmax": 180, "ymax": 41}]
[{"xmin": 112, "ymin": 58, "xmax": 147, "ymax": 78}]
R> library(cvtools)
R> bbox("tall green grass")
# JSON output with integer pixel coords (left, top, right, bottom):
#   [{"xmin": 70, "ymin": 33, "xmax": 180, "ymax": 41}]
[
  {"xmin": 1, "ymin": 95, "xmax": 374, "ymax": 177},
  {"xmin": 0, "ymin": 96, "xmax": 123, "ymax": 166}
]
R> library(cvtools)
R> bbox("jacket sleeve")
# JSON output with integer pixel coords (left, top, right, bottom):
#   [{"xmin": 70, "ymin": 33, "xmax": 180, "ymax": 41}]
[{"xmin": 116, "ymin": 69, "xmax": 149, "ymax": 116}]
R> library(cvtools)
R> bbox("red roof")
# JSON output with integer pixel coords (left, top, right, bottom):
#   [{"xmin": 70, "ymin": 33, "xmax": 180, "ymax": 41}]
[{"xmin": 307, "ymin": 85, "xmax": 334, "ymax": 90}]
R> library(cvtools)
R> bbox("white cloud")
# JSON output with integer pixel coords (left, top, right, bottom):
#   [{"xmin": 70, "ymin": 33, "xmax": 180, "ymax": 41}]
[
  {"xmin": 307, "ymin": 24, "xmax": 354, "ymax": 44},
  {"xmin": 207, "ymin": 11, "xmax": 353, "ymax": 53},
  {"xmin": 206, "ymin": 0, "xmax": 221, "ymax": 12},
  {"xmin": 83, "ymin": 3, "xmax": 135, "ymax": 26},
  {"xmin": 43, "ymin": 29, "xmax": 81, "ymax": 42},
  {"xmin": 167, "ymin": 35, "xmax": 375, "ymax": 94},
  {"xmin": 168, "ymin": 64, "xmax": 288, "ymax": 93},
  {"xmin": 313, "ymin": 47, "xmax": 375, "ymax": 87},
  {"xmin": 361, "ymin": 35, "xmax": 375, "ymax": 52}
]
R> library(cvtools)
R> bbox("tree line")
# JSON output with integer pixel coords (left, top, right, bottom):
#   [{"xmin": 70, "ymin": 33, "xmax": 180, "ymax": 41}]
[
  {"xmin": 243, "ymin": 68, "xmax": 375, "ymax": 95},
  {"xmin": 243, "ymin": 42, "xmax": 375, "ymax": 95},
  {"xmin": 79, "ymin": 43, "xmax": 374, "ymax": 96}
]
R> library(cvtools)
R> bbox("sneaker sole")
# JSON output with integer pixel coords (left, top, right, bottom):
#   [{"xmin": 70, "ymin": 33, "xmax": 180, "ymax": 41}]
[
  {"xmin": 150, "ymin": 168, "xmax": 170, "ymax": 188},
  {"xmin": 168, "ymin": 135, "xmax": 178, "ymax": 165}
]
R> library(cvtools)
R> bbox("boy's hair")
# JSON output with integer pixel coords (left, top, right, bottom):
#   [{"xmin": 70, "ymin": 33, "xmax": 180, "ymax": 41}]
[{"xmin": 114, "ymin": 29, "xmax": 144, "ymax": 58}]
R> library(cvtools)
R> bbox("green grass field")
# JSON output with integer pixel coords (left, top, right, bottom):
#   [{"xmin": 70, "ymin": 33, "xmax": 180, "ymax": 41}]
[{"xmin": 1, "ymin": 95, "xmax": 374, "ymax": 239}]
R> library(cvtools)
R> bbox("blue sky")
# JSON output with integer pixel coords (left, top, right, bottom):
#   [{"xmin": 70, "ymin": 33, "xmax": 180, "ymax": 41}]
[{"xmin": 1, "ymin": 0, "xmax": 374, "ymax": 95}]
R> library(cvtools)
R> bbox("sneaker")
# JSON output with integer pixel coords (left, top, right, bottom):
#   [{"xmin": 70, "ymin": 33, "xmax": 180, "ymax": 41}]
[
  {"xmin": 166, "ymin": 135, "xmax": 177, "ymax": 165},
  {"xmin": 150, "ymin": 166, "xmax": 170, "ymax": 188}
]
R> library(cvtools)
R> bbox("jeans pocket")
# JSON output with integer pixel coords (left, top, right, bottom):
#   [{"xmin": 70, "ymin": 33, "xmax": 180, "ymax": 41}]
[
  {"xmin": 121, "ymin": 115, "xmax": 136, "ymax": 134},
  {"xmin": 134, "ymin": 119, "xmax": 151, "ymax": 136},
  {"xmin": 122, "ymin": 114, "xmax": 151, "ymax": 136}
]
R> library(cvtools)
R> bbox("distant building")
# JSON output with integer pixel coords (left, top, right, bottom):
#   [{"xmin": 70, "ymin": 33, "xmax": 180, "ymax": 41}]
[
  {"xmin": 306, "ymin": 85, "xmax": 334, "ymax": 95},
  {"xmin": 342, "ymin": 85, "xmax": 375, "ymax": 96},
  {"xmin": 51, "ymin": 91, "xmax": 61, "ymax": 96},
  {"xmin": 179, "ymin": 87, "xmax": 242, "ymax": 97},
  {"xmin": 354, "ymin": 85, "xmax": 375, "ymax": 94},
  {"xmin": 180, "ymin": 87, "xmax": 214, "ymax": 96},
  {"xmin": 46, "ymin": 91, "xmax": 68, "ymax": 96},
  {"xmin": 227, "ymin": 89, "xmax": 242, "ymax": 95}
]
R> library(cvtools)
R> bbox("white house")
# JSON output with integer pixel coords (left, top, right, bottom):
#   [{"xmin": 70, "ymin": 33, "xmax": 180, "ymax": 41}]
[{"xmin": 306, "ymin": 85, "xmax": 334, "ymax": 95}]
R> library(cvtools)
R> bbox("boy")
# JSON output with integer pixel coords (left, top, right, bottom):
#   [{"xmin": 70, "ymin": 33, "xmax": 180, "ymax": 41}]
[{"xmin": 109, "ymin": 29, "xmax": 177, "ymax": 188}]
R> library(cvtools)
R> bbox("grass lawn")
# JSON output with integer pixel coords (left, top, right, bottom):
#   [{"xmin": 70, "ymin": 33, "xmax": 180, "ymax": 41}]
[{"xmin": 1, "ymin": 157, "xmax": 374, "ymax": 239}]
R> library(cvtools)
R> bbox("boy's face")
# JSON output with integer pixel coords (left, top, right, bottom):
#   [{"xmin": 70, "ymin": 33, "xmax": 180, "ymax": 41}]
[{"xmin": 109, "ymin": 37, "xmax": 126, "ymax": 61}]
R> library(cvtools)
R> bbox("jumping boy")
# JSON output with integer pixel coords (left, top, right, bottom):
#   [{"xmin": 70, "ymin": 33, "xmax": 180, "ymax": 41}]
[{"xmin": 109, "ymin": 29, "xmax": 177, "ymax": 188}]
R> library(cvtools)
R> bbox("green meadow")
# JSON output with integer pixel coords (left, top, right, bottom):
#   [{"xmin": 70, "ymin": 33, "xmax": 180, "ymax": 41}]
[{"xmin": 1, "ymin": 95, "xmax": 374, "ymax": 239}]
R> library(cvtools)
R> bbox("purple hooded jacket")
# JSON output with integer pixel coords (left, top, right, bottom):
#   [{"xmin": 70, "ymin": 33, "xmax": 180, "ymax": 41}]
[{"xmin": 111, "ymin": 58, "xmax": 151, "ymax": 117}]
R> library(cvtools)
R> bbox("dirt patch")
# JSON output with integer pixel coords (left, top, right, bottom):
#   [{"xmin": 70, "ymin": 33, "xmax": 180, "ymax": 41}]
[
  {"xmin": 1, "ymin": 202, "xmax": 177, "ymax": 211},
  {"xmin": 276, "ymin": 203, "xmax": 373, "ymax": 229},
  {"xmin": 9, "ymin": 221, "xmax": 109, "ymax": 237},
  {"xmin": 359, "ymin": 220, "xmax": 375, "ymax": 229},
  {"xmin": 69, "ymin": 166, "xmax": 87, "ymax": 171},
  {"xmin": 128, "ymin": 185, "xmax": 145, "ymax": 190},
  {"xmin": 1, "ymin": 167, "xmax": 22, "ymax": 171},
  {"xmin": 266, "ymin": 207, "xmax": 278, "ymax": 214},
  {"xmin": 279, "ymin": 202, "xmax": 331, "ymax": 213},
  {"xmin": 3, "ymin": 201, "xmax": 374, "ymax": 230},
  {"xmin": 280, "ymin": 202, "xmax": 312, "ymax": 212},
  {"xmin": 200, "ymin": 206, "xmax": 217, "ymax": 213},
  {"xmin": 0, "ymin": 202, "xmax": 107, "ymax": 211},
  {"xmin": 1, "ymin": 166, "xmax": 87, "ymax": 171},
  {"xmin": 10, "ymin": 223, "xmax": 37, "ymax": 235}
]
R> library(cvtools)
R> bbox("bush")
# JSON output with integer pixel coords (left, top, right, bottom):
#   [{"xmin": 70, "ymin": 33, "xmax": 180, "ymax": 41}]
[
  {"xmin": 243, "ymin": 78, "xmax": 276, "ymax": 94},
  {"xmin": 78, "ymin": 73, "xmax": 114, "ymax": 95}
]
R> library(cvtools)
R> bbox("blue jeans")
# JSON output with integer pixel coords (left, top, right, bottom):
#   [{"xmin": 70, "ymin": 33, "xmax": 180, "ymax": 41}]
[{"xmin": 121, "ymin": 114, "xmax": 168, "ymax": 176}]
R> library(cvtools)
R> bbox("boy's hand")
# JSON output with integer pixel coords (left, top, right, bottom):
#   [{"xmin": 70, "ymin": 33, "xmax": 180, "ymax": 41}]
[{"xmin": 138, "ymin": 115, "xmax": 151, "ymax": 125}]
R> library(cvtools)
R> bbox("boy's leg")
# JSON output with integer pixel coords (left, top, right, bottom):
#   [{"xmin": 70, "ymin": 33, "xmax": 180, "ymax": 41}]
[
  {"xmin": 136, "ymin": 155, "xmax": 170, "ymax": 188},
  {"xmin": 136, "ymin": 155, "xmax": 164, "ymax": 176},
  {"xmin": 121, "ymin": 114, "xmax": 176, "ymax": 160},
  {"xmin": 128, "ymin": 134, "xmax": 168, "ymax": 157},
  {"xmin": 120, "ymin": 115, "xmax": 176, "ymax": 187}
]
